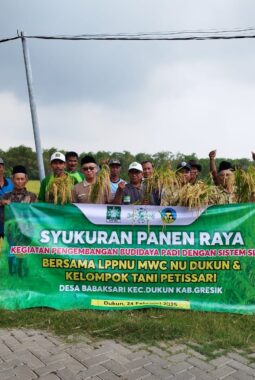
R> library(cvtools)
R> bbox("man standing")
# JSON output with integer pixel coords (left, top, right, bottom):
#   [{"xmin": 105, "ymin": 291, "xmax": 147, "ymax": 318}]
[
  {"xmin": 215, "ymin": 161, "xmax": 237, "ymax": 204},
  {"xmin": 65, "ymin": 151, "xmax": 84, "ymax": 185},
  {"xmin": 187, "ymin": 159, "xmax": 202, "ymax": 185},
  {"xmin": 141, "ymin": 160, "xmax": 161, "ymax": 205},
  {"xmin": 141, "ymin": 160, "xmax": 154, "ymax": 179},
  {"xmin": 0, "ymin": 165, "xmax": 37, "ymax": 276},
  {"xmin": 72, "ymin": 155, "xmax": 110, "ymax": 204},
  {"xmin": 1, "ymin": 165, "xmax": 37, "ymax": 205},
  {"xmin": 114, "ymin": 162, "xmax": 143, "ymax": 205},
  {"xmin": 160, "ymin": 162, "xmax": 192, "ymax": 206},
  {"xmin": 108, "ymin": 159, "xmax": 125, "ymax": 201},
  {"xmin": 38, "ymin": 152, "xmax": 73, "ymax": 204},
  {"xmin": 0, "ymin": 158, "xmax": 13, "ymax": 241}
]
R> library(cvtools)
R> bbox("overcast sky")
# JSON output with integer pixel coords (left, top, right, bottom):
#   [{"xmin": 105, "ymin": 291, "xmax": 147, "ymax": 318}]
[{"xmin": 1, "ymin": 1, "xmax": 255, "ymax": 159}]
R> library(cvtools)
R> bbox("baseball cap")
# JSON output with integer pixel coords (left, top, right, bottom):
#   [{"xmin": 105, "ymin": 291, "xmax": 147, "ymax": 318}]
[
  {"xmin": 0, "ymin": 158, "xmax": 4, "ymax": 165},
  {"xmin": 128, "ymin": 162, "xmax": 143, "ymax": 172},
  {"xmin": 176, "ymin": 162, "xmax": 191, "ymax": 171},
  {"xmin": 109, "ymin": 159, "xmax": 121, "ymax": 166},
  {"xmin": 50, "ymin": 152, "xmax": 66, "ymax": 163}
]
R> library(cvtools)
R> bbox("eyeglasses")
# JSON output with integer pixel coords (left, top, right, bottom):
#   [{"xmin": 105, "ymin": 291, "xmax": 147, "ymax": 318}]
[{"xmin": 82, "ymin": 166, "xmax": 96, "ymax": 171}]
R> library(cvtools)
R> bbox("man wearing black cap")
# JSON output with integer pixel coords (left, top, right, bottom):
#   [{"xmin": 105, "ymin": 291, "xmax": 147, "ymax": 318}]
[
  {"xmin": 176, "ymin": 162, "xmax": 192, "ymax": 185},
  {"xmin": 209, "ymin": 150, "xmax": 237, "ymax": 203},
  {"xmin": 108, "ymin": 159, "xmax": 125, "ymax": 201},
  {"xmin": 0, "ymin": 166, "xmax": 37, "ymax": 205},
  {"xmin": 72, "ymin": 155, "xmax": 110, "ymax": 203},
  {"xmin": 188, "ymin": 159, "xmax": 202, "ymax": 185},
  {"xmin": 0, "ymin": 166, "xmax": 37, "ymax": 276}
]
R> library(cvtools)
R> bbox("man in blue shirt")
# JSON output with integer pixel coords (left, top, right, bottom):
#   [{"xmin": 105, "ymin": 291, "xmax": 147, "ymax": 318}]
[
  {"xmin": 0, "ymin": 158, "xmax": 14, "ymax": 239},
  {"xmin": 109, "ymin": 159, "xmax": 125, "ymax": 202}
]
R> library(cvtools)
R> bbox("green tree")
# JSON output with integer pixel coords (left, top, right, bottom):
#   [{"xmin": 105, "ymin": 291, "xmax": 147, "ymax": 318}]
[{"xmin": 5, "ymin": 146, "xmax": 38, "ymax": 179}]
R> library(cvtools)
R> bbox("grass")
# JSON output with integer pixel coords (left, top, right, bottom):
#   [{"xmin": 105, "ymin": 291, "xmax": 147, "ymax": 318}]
[{"xmin": 0, "ymin": 308, "xmax": 255, "ymax": 357}]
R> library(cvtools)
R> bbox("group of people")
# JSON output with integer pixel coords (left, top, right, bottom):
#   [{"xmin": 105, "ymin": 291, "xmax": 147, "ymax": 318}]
[{"xmin": 1, "ymin": 149, "xmax": 255, "ymax": 238}]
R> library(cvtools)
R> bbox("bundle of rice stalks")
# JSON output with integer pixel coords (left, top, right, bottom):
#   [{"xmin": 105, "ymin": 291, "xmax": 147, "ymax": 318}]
[
  {"xmin": 235, "ymin": 167, "xmax": 255, "ymax": 203},
  {"xmin": 46, "ymin": 174, "xmax": 73, "ymax": 205},
  {"xmin": 142, "ymin": 166, "xmax": 177, "ymax": 203},
  {"xmin": 177, "ymin": 182, "xmax": 222, "ymax": 208},
  {"xmin": 90, "ymin": 164, "xmax": 110, "ymax": 203}
]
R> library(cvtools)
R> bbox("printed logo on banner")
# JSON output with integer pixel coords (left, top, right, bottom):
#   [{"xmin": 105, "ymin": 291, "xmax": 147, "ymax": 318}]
[
  {"xmin": 127, "ymin": 207, "xmax": 155, "ymax": 224},
  {"xmin": 160, "ymin": 207, "xmax": 177, "ymax": 224},
  {"xmin": 106, "ymin": 206, "xmax": 121, "ymax": 223}
]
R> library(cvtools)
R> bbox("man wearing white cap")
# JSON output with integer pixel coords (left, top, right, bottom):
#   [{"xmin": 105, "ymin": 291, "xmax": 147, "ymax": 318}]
[
  {"xmin": 113, "ymin": 162, "xmax": 143, "ymax": 205},
  {"xmin": 38, "ymin": 152, "xmax": 73, "ymax": 204}
]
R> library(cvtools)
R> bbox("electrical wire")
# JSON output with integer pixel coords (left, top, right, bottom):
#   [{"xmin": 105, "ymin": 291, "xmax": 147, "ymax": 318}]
[
  {"xmin": 2, "ymin": 28, "xmax": 255, "ymax": 44},
  {"xmin": 0, "ymin": 36, "xmax": 20, "ymax": 44}
]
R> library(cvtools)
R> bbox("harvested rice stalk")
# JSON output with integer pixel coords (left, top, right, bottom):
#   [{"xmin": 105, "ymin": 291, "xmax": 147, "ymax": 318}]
[
  {"xmin": 45, "ymin": 174, "xmax": 73, "ymax": 205},
  {"xmin": 235, "ymin": 167, "xmax": 255, "ymax": 203},
  {"xmin": 142, "ymin": 167, "xmax": 177, "ymax": 204},
  {"xmin": 178, "ymin": 182, "xmax": 204, "ymax": 208},
  {"xmin": 90, "ymin": 164, "xmax": 110, "ymax": 203}
]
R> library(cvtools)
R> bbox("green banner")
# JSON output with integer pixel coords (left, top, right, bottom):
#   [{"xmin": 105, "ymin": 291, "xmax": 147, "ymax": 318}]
[{"xmin": 1, "ymin": 202, "xmax": 255, "ymax": 313}]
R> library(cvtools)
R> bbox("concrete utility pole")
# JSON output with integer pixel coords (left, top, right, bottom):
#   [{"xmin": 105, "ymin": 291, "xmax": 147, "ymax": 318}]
[{"xmin": 20, "ymin": 31, "xmax": 45, "ymax": 181}]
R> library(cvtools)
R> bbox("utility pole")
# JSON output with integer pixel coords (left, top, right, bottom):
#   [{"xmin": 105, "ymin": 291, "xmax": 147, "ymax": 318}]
[{"xmin": 20, "ymin": 31, "xmax": 45, "ymax": 181}]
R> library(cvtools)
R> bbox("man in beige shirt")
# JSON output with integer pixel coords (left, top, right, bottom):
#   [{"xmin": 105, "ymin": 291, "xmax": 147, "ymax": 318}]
[{"xmin": 72, "ymin": 155, "xmax": 111, "ymax": 204}]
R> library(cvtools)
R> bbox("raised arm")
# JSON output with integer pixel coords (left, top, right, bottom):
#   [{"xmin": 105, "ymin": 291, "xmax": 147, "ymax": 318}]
[
  {"xmin": 209, "ymin": 150, "xmax": 219, "ymax": 185},
  {"xmin": 112, "ymin": 181, "xmax": 126, "ymax": 204}
]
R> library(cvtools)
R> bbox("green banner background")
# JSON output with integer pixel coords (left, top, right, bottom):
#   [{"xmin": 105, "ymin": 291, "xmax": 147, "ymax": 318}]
[{"xmin": 1, "ymin": 203, "xmax": 255, "ymax": 314}]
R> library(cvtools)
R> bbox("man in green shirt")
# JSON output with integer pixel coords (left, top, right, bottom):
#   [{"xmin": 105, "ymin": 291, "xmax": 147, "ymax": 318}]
[
  {"xmin": 38, "ymin": 152, "xmax": 73, "ymax": 204},
  {"xmin": 65, "ymin": 151, "xmax": 84, "ymax": 185}
]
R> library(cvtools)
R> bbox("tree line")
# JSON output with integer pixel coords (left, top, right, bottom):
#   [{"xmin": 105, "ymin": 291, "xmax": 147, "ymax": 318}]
[{"xmin": 0, "ymin": 145, "xmax": 253, "ymax": 181}]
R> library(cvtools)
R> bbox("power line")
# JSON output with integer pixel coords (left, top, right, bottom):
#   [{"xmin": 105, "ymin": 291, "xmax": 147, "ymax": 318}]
[
  {"xmin": 0, "ymin": 36, "xmax": 19, "ymax": 44},
  {"xmin": 24, "ymin": 28, "xmax": 255, "ymax": 41},
  {"xmin": 2, "ymin": 28, "xmax": 255, "ymax": 44}
]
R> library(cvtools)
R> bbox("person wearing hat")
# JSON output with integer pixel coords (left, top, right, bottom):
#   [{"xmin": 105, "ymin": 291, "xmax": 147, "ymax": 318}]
[
  {"xmin": 214, "ymin": 161, "xmax": 237, "ymax": 204},
  {"xmin": 72, "ymin": 155, "xmax": 111, "ymax": 204},
  {"xmin": 217, "ymin": 161, "xmax": 235, "ymax": 193},
  {"xmin": 108, "ymin": 158, "xmax": 125, "ymax": 201},
  {"xmin": 0, "ymin": 165, "xmax": 37, "ymax": 276},
  {"xmin": 209, "ymin": 150, "xmax": 237, "ymax": 203},
  {"xmin": 65, "ymin": 151, "xmax": 84, "ymax": 185},
  {"xmin": 1, "ymin": 165, "xmax": 37, "ymax": 205},
  {"xmin": 38, "ymin": 152, "xmax": 73, "ymax": 204},
  {"xmin": 114, "ymin": 162, "xmax": 144, "ymax": 205},
  {"xmin": 188, "ymin": 159, "xmax": 202, "ymax": 185},
  {"xmin": 176, "ymin": 162, "xmax": 192, "ymax": 185},
  {"xmin": 0, "ymin": 158, "xmax": 14, "ymax": 240}
]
